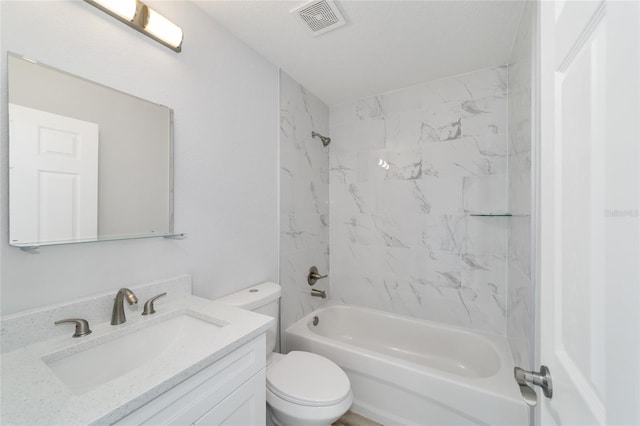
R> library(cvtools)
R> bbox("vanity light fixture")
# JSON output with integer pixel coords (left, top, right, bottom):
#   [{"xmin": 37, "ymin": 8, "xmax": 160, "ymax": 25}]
[{"xmin": 85, "ymin": 0, "xmax": 183, "ymax": 52}]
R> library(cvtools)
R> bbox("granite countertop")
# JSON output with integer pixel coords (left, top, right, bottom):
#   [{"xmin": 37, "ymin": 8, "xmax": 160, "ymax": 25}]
[{"xmin": 1, "ymin": 296, "xmax": 272, "ymax": 425}]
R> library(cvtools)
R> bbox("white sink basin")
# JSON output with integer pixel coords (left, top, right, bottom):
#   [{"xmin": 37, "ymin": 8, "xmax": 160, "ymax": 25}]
[{"xmin": 44, "ymin": 312, "xmax": 225, "ymax": 394}]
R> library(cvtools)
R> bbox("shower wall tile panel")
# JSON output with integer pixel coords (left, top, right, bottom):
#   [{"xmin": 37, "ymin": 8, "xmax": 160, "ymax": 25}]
[
  {"xmin": 279, "ymin": 71, "xmax": 330, "ymax": 343},
  {"xmin": 507, "ymin": 1, "xmax": 535, "ymax": 368},
  {"xmin": 329, "ymin": 67, "xmax": 509, "ymax": 335}
]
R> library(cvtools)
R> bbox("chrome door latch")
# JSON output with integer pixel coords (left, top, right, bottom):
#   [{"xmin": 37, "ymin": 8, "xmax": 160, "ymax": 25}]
[{"xmin": 514, "ymin": 365, "xmax": 553, "ymax": 406}]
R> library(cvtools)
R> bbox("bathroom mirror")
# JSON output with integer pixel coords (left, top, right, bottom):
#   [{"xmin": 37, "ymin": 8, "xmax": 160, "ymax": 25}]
[{"xmin": 8, "ymin": 53, "xmax": 176, "ymax": 248}]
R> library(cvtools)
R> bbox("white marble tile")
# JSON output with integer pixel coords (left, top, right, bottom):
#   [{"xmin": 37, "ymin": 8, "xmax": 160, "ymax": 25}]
[
  {"xmin": 461, "ymin": 254, "xmax": 507, "ymax": 295},
  {"xmin": 458, "ymin": 289, "xmax": 507, "ymax": 334},
  {"xmin": 422, "ymin": 135, "xmax": 507, "ymax": 178},
  {"xmin": 420, "ymin": 287, "xmax": 473, "ymax": 328},
  {"xmin": 421, "ymin": 214, "xmax": 466, "ymax": 253},
  {"xmin": 506, "ymin": 0, "xmax": 534, "ymax": 366},
  {"xmin": 453, "ymin": 67, "xmax": 509, "ymax": 100},
  {"xmin": 280, "ymin": 168, "xmax": 295, "ymax": 214},
  {"xmin": 331, "ymin": 212, "xmax": 423, "ymax": 249},
  {"xmin": 330, "ymin": 120, "xmax": 386, "ymax": 152},
  {"xmin": 329, "ymin": 274, "xmax": 389, "ymax": 312},
  {"xmin": 507, "ymin": 216, "xmax": 532, "ymax": 276},
  {"xmin": 330, "ymin": 151, "xmax": 359, "ymax": 184},
  {"xmin": 331, "ymin": 182, "xmax": 377, "ymax": 215},
  {"xmin": 422, "ymin": 78, "xmax": 474, "ymax": 106},
  {"xmin": 330, "ymin": 244, "xmax": 429, "ymax": 283},
  {"xmin": 324, "ymin": 67, "xmax": 512, "ymax": 337},
  {"xmin": 329, "ymin": 101, "xmax": 358, "ymax": 127},
  {"xmin": 378, "ymin": 278, "xmax": 425, "ymax": 318},
  {"xmin": 361, "ymin": 148, "xmax": 422, "ymax": 182},
  {"xmin": 421, "ymin": 287, "xmax": 506, "ymax": 334},
  {"xmin": 462, "ymin": 173, "xmax": 507, "ymax": 213},
  {"xmin": 424, "ymin": 250, "xmax": 463, "ymax": 289},
  {"xmin": 281, "ymin": 136, "xmax": 329, "ymax": 186},
  {"xmin": 383, "ymin": 109, "xmax": 424, "ymax": 149},
  {"xmin": 419, "ymin": 101, "xmax": 462, "ymax": 142},
  {"xmin": 465, "ymin": 216, "xmax": 508, "ymax": 257},
  {"xmin": 292, "ymin": 177, "xmax": 330, "ymax": 216},
  {"xmin": 280, "ymin": 71, "xmax": 330, "ymax": 339},
  {"xmin": 382, "ymin": 247, "xmax": 431, "ymax": 281},
  {"xmin": 461, "ymin": 96, "xmax": 508, "ymax": 138},
  {"xmin": 506, "ymin": 263, "xmax": 532, "ymax": 366},
  {"xmin": 280, "ymin": 213, "xmax": 329, "ymax": 253},
  {"xmin": 377, "ymin": 180, "xmax": 432, "ymax": 217},
  {"xmin": 422, "ymin": 177, "xmax": 464, "ymax": 214},
  {"xmin": 380, "ymin": 88, "xmax": 423, "ymax": 115},
  {"xmin": 356, "ymin": 96, "xmax": 386, "ymax": 120},
  {"xmin": 508, "ymin": 152, "xmax": 532, "ymax": 215}
]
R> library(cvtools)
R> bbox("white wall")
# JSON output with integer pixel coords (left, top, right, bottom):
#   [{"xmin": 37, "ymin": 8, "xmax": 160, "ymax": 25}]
[{"xmin": 0, "ymin": 1, "xmax": 279, "ymax": 315}]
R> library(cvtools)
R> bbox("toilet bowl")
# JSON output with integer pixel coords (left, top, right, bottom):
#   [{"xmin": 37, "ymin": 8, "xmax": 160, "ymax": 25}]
[
  {"xmin": 216, "ymin": 283, "xmax": 352, "ymax": 426},
  {"xmin": 266, "ymin": 352, "xmax": 353, "ymax": 426}
]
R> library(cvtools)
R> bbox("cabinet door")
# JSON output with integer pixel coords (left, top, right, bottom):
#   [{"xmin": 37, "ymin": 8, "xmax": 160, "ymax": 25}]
[
  {"xmin": 193, "ymin": 370, "xmax": 266, "ymax": 426},
  {"xmin": 114, "ymin": 336, "xmax": 265, "ymax": 426}
]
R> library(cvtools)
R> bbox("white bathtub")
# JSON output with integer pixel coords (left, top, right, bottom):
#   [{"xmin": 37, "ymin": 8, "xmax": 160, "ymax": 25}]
[{"xmin": 285, "ymin": 304, "xmax": 528, "ymax": 426}]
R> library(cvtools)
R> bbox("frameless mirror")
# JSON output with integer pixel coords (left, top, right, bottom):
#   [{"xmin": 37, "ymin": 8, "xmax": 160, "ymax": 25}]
[{"xmin": 8, "ymin": 53, "xmax": 176, "ymax": 248}]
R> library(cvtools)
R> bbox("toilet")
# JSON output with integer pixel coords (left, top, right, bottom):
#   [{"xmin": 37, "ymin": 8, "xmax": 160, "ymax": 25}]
[{"xmin": 216, "ymin": 282, "xmax": 353, "ymax": 426}]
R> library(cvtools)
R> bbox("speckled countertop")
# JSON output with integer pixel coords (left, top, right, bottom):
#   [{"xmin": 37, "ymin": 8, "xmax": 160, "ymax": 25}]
[{"xmin": 1, "ymin": 296, "xmax": 272, "ymax": 425}]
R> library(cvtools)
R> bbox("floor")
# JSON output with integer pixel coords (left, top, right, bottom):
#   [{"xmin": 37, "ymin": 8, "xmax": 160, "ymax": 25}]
[{"xmin": 333, "ymin": 411, "xmax": 382, "ymax": 426}]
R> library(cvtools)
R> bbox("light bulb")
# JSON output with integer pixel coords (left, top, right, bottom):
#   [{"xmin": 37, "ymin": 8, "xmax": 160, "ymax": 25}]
[
  {"xmin": 93, "ymin": 0, "xmax": 136, "ymax": 20},
  {"xmin": 145, "ymin": 8, "xmax": 183, "ymax": 49}
]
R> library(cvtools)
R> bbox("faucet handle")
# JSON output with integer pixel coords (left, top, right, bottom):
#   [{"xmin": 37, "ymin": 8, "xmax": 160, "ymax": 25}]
[
  {"xmin": 142, "ymin": 292, "xmax": 167, "ymax": 316},
  {"xmin": 54, "ymin": 318, "xmax": 92, "ymax": 338},
  {"xmin": 307, "ymin": 266, "xmax": 329, "ymax": 286}
]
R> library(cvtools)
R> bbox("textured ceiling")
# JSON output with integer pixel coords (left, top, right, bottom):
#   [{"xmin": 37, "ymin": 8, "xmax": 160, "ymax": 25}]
[{"xmin": 193, "ymin": 0, "xmax": 525, "ymax": 106}]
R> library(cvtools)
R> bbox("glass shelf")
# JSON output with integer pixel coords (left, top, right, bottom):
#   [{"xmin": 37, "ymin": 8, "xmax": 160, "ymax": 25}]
[
  {"xmin": 13, "ymin": 232, "xmax": 187, "ymax": 251},
  {"xmin": 468, "ymin": 213, "xmax": 513, "ymax": 217}
]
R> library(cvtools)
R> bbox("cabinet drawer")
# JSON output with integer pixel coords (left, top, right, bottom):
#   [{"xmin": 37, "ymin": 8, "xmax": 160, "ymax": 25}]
[{"xmin": 115, "ymin": 335, "xmax": 265, "ymax": 425}]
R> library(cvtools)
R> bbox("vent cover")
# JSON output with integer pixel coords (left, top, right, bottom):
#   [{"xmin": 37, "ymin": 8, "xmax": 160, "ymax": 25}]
[{"xmin": 292, "ymin": 0, "xmax": 346, "ymax": 37}]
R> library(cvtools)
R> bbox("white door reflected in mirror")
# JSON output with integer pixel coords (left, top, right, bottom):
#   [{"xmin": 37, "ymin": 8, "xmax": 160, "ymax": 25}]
[
  {"xmin": 7, "ymin": 52, "xmax": 175, "ymax": 248},
  {"xmin": 9, "ymin": 104, "xmax": 99, "ymax": 245}
]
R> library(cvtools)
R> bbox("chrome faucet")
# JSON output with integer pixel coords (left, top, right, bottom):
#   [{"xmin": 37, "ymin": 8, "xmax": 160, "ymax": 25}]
[{"xmin": 111, "ymin": 288, "xmax": 138, "ymax": 325}]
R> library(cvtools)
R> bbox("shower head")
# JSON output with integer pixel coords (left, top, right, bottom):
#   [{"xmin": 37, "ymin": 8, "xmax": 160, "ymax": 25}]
[{"xmin": 312, "ymin": 131, "xmax": 331, "ymax": 147}]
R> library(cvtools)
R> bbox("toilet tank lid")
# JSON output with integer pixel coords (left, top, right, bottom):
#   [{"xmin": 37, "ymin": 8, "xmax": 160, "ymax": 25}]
[{"xmin": 216, "ymin": 282, "xmax": 281, "ymax": 310}]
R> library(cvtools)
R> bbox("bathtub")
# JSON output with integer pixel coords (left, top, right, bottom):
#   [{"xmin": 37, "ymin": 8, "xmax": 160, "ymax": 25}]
[{"xmin": 285, "ymin": 304, "xmax": 528, "ymax": 426}]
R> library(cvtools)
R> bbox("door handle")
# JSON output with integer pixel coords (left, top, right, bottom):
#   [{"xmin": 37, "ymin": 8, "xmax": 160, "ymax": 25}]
[{"xmin": 514, "ymin": 365, "xmax": 553, "ymax": 406}]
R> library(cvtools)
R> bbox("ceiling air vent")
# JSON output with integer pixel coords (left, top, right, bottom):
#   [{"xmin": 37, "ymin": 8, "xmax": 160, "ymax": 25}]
[{"xmin": 292, "ymin": 0, "xmax": 346, "ymax": 37}]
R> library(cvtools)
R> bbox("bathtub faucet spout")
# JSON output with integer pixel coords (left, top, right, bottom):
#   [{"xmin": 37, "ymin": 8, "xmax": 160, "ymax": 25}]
[{"xmin": 311, "ymin": 289, "xmax": 326, "ymax": 299}]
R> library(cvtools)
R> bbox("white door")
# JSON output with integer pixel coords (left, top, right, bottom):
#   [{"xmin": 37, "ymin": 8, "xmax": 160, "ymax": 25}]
[
  {"xmin": 537, "ymin": 0, "xmax": 640, "ymax": 424},
  {"xmin": 9, "ymin": 104, "xmax": 100, "ymax": 245}
]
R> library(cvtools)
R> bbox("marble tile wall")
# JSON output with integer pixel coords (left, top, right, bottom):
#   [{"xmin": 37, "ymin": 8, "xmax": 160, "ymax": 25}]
[
  {"xmin": 507, "ymin": 0, "xmax": 535, "ymax": 368},
  {"xmin": 279, "ymin": 71, "xmax": 330, "ymax": 344},
  {"xmin": 329, "ymin": 67, "xmax": 510, "ymax": 335}
]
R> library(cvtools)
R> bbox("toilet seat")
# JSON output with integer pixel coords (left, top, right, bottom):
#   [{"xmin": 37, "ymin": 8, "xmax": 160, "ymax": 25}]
[{"xmin": 267, "ymin": 351, "xmax": 351, "ymax": 407}]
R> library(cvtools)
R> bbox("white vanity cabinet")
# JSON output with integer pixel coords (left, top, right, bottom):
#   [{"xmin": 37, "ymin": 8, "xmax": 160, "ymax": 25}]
[{"xmin": 114, "ymin": 335, "xmax": 266, "ymax": 426}]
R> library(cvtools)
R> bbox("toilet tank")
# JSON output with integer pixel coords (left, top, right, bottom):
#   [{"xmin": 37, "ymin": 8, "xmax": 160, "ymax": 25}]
[{"xmin": 215, "ymin": 282, "xmax": 281, "ymax": 353}]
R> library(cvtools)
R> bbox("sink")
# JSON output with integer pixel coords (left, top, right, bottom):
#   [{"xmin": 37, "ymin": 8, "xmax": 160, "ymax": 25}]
[{"xmin": 44, "ymin": 312, "xmax": 225, "ymax": 394}]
